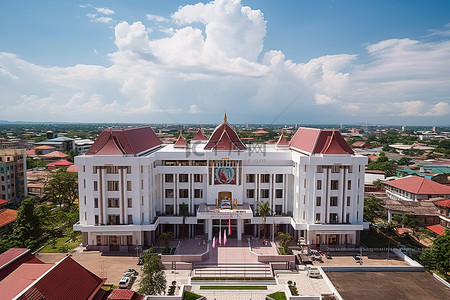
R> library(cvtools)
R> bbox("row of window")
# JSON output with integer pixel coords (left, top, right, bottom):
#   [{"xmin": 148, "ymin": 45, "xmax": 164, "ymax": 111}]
[
  {"xmin": 315, "ymin": 212, "xmax": 356, "ymax": 223},
  {"xmin": 315, "ymin": 196, "xmax": 352, "ymax": 207},
  {"xmin": 93, "ymin": 181, "xmax": 134, "ymax": 191},
  {"xmin": 165, "ymin": 174, "xmax": 203, "ymax": 183},
  {"xmin": 316, "ymin": 180, "xmax": 353, "ymax": 190},
  {"xmin": 93, "ymin": 197, "xmax": 134, "ymax": 208},
  {"xmin": 246, "ymin": 174, "xmax": 284, "ymax": 183},
  {"xmin": 165, "ymin": 189, "xmax": 203, "ymax": 198},
  {"xmin": 93, "ymin": 166, "xmax": 132, "ymax": 174},
  {"xmin": 316, "ymin": 165, "xmax": 354, "ymax": 173}
]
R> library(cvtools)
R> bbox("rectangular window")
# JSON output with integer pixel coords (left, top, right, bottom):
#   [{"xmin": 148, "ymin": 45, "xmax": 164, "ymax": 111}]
[
  {"xmin": 165, "ymin": 174, "xmax": 174, "ymax": 182},
  {"xmin": 84, "ymin": 212, "xmax": 87, "ymax": 221},
  {"xmin": 275, "ymin": 205, "xmax": 282, "ymax": 215},
  {"xmin": 348, "ymin": 180, "xmax": 352, "ymax": 190},
  {"xmin": 108, "ymin": 214, "xmax": 120, "ymax": 225},
  {"xmin": 194, "ymin": 174, "xmax": 203, "ymax": 183},
  {"xmin": 246, "ymin": 189, "xmax": 255, "ymax": 198},
  {"xmin": 348, "ymin": 166, "xmax": 353, "ymax": 173},
  {"xmin": 127, "ymin": 181, "xmax": 132, "ymax": 191},
  {"xmin": 107, "ymin": 198, "xmax": 120, "ymax": 208},
  {"xmin": 126, "ymin": 166, "xmax": 131, "ymax": 174},
  {"xmin": 316, "ymin": 213, "xmax": 321, "ymax": 223},
  {"xmin": 275, "ymin": 174, "xmax": 283, "ymax": 183},
  {"xmin": 94, "ymin": 198, "xmax": 98, "ymax": 208},
  {"xmin": 331, "ymin": 165, "xmax": 340, "ymax": 173},
  {"xmin": 141, "ymin": 196, "xmax": 144, "ymax": 206},
  {"xmin": 93, "ymin": 167, "xmax": 97, "ymax": 174},
  {"xmin": 330, "ymin": 213, "xmax": 338, "ymax": 223},
  {"xmin": 179, "ymin": 174, "xmax": 189, "ymax": 182},
  {"xmin": 347, "ymin": 196, "xmax": 351, "ymax": 206},
  {"xmin": 194, "ymin": 189, "xmax": 203, "ymax": 198},
  {"xmin": 346, "ymin": 213, "xmax": 350, "ymax": 223},
  {"xmin": 317, "ymin": 165, "xmax": 323, "ymax": 173},
  {"xmin": 330, "ymin": 196, "xmax": 338, "ymax": 206},
  {"xmin": 165, "ymin": 205, "xmax": 174, "ymax": 215},
  {"xmin": 94, "ymin": 215, "xmax": 99, "ymax": 225},
  {"xmin": 179, "ymin": 189, "xmax": 188, "ymax": 198},
  {"xmin": 316, "ymin": 196, "xmax": 321, "ymax": 206},
  {"xmin": 261, "ymin": 174, "xmax": 270, "ymax": 183},
  {"xmin": 165, "ymin": 189, "xmax": 174, "ymax": 198},
  {"xmin": 246, "ymin": 174, "xmax": 255, "ymax": 183},
  {"xmin": 93, "ymin": 181, "xmax": 98, "ymax": 191},
  {"xmin": 128, "ymin": 215, "xmax": 133, "ymax": 224},
  {"xmin": 84, "ymin": 196, "xmax": 86, "ymax": 205},
  {"xmin": 106, "ymin": 166, "xmax": 119, "ymax": 174},
  {"xmin": 331, "ymin": 180, "xmax": 339, "ymax": 190},
  {"xmin": 317, "ymin": 180, "xmax": 322, "ymax": 190},
  {"xmin": 128, "ymin": 198, "xmax": 132, "ymax": 208},
  {"xmin": 141, "ymin": 166, "xmax": 143, "ymax": 173},
  {"xmin": 304, "ymin": 179, "xmax": 307, "ymax": 188},
  {"xmin": 107, "ymin": 181, "xmax": 119, "ymax": 191},
  {"xmin": 275, "ymin": 189, "xmax": 283, "ymax": 198},
  {"xmin": 260, "ymin": 189, "xmax": 269, "ymax": 198}
]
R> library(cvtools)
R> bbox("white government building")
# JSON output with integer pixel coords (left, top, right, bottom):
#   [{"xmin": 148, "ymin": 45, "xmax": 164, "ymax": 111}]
[{"xmin": 74, "ymin": 115, "xmax": 367, "ymax": 252}]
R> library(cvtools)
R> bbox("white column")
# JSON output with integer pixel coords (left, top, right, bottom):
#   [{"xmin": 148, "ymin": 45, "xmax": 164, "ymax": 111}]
[
  {"xmin": 237, "ymin": 219, "xmax": 243, "ymax": 240},
  {"xmin": 207, "ymin": 219, "xmax": 212, "ymax": 240}
]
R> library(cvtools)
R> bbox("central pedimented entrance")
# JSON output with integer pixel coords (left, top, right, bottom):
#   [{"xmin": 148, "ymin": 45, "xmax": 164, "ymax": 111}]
[{"xmin": 217, "ymin": 191, "xmax": 231, "ymax": 202}]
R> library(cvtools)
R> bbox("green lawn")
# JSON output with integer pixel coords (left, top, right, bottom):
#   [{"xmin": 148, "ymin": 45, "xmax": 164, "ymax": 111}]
[
  {"xmin": 200, "ymin": 286, "xmax": 267, "ymax": 290},
  {"xmin": 267, "ymin": 291, "xmax": 287, "ymax": 300},
  {"xmin": 183, "ymin": 291, "xmax": 204, "ymax": 300},
  {"xmin": 40, "ymin": 235, "xmax": 81, "ymax": 253}
]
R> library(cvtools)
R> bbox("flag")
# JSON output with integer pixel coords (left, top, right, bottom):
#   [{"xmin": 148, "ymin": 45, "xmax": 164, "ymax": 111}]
[
  {"xmin": 228, "ymin": 217, "xmax": 231, "ymax": 235},
  {"xmin": 224, "ymin": 230, "xmax": 227, "ymax": 245},
  {"xmin": 212, "ymin": 236, "xmax": 216, "ymax": 249},
  {"xmin": 219, "ymin": 229, "xmax": 222, "ymax": 245}
]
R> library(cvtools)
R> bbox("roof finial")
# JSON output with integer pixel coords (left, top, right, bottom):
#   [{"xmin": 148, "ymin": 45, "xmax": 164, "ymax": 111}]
[{"xmin": 224, "ymin": 110, "xmax": 227, "ymax": 123}]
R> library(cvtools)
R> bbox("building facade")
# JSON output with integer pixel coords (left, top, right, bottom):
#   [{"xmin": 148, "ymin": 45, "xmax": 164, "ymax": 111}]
[
  {"xmin": 0, "ymin": 149, "xmax": 27, "ymax": 206},
  {"xmin": 74, "ymin": 117, "xmax": 367, "ymax": 252}
]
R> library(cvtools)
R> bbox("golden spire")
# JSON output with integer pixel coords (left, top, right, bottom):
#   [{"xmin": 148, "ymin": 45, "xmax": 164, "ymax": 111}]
[{"xmin": 224, "ymin": 110, "xmax": 227, "ymax": 123}]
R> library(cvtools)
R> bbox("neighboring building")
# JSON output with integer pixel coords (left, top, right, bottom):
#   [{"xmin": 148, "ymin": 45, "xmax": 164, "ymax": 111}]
[
  {"xmin": 0, "ymin": 253, "xmax": 107, "ymax": 300},
  {"xmin": 383, "ymin": 198, "xmax": 439, "ymax": 226},
  {"xmin": 0, "ymin": 248, "xmax": 44, "ymax": 281},
  {"xmin": 35, "ymin": 136, "xmax": 75, "ymax": 152},
  {"xmin": 46, "ymin": 159, "xmax": 73, "ymax": 170},
  {"xmin": 34, "ymin": 145, "xmax": 56, "ymax": 155},
  {"xmin": 432, "ymin": 198, "xmax": 450, "ymax": 230},
  {"xmin": 41, "ymin": 150, "xmax": 69, "ymax": 159},
  {"xmin": 0, "ymin": 208, "xmax": 18, "ymax": 235},
  {"xmin": 388, "ymin": 143, "xmax": 435, "ymax": 153},
  {"xmin": 352, "ymin": 141, "xmax": 371, "ymax": 149},
  {"xmin": 384, "ymin": 176, "xmax": 450, "ymax": 202},
  {"xmin": 0, "ymin": 138, "xmax": 33, "ymax": 150},
  {"xmin": 108, "ymin": 289, "xmax": 143, "ymax": 300},
  {"xmin": 396, "ymin": 163, "xmax": 450, "ymax": 185},
  {"xmin": 74, "ymin": 116, "xmax": 367, "ymax": 251},
  {"xmin": 364, "ymin": 170, "xmax": 385, "ymax": 193},
  {"xmin": 0, "ymin": 149, "xmax": 27, "ymax": 206},
  {"xmin": 27, "ymin": 170, "xmax": 51, "ymax": 198},
  {"xmin": 75, "ymin": 138, "xmax": 95, "ymax": 154}
]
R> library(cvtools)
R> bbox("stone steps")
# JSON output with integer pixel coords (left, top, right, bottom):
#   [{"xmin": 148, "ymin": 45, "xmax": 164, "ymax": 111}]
[{"xmin": 193, "ymin": 263, "xmax": 272, "ymax": 278}]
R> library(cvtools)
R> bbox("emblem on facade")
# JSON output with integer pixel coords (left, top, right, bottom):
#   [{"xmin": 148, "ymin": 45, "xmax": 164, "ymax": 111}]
[{"xmin": 214, "ymin": 167, "xmax": 235, "ymax": 184}]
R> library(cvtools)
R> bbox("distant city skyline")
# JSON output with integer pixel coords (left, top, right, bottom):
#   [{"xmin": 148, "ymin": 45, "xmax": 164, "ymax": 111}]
[{"xmin": 0, "ymin": 0, "xmax": 449, "ymax": 125}]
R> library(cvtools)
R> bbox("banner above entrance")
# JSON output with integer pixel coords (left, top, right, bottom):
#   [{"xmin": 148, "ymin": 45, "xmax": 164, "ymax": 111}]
[{"xmin": 197, "ymin": 203, "xmax": 253, "ymax": 219}]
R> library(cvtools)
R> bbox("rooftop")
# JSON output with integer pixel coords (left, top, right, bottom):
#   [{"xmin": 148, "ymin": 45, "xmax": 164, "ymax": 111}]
[
  {"xmin": 384, "ymin": 175, "xmax": 450, "ymax": 195},
  {"xmin": 383, "ymin": 198, "xmax": 439, "ymax": 216},
  {"xmin": 289, "ymin": 127, "xmax": 354, "ymax": 155},
  {"xmin": 0, "ymin": 209, "xmax": 18, "ymax": 227},
  {"xmin": 426, "ymin": 224, "xmax": 446, "ymax": 236}
]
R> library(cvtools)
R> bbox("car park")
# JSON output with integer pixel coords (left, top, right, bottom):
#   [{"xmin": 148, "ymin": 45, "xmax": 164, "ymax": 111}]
[{"xmin": 118, "ymin": 277, "xmax": 131, "ymax": 289}]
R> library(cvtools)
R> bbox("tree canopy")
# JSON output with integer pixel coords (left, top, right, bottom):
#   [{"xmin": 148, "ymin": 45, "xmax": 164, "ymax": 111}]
[
  {"xmin": 139, "ymin": 250, "xmax": 167, "ymax": 295},
  {"xmin": 45, "ymin": 168, "xmax": 78, "ymax": 208},
  {"xmin": 419, "ymin": 230, "xmax": 450, "ymax": 279}
]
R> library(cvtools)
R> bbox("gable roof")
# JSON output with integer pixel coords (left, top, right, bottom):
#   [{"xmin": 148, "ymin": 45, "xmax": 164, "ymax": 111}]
[
  {"xmin": 173, "ymin": 131, "xmax": 188, "ymax": 148},
  {"xmin": 108, "ymin": 289, "xmax": 143, "ymax": 300},
  {"xmin": 34, "ymin": 145, "xmax": 56, "ymax": 150},
  {"xmin": 204, "ymin": 115, "xmax": 246, "ymax": 151},
  {"xmin": 0, "ymin": 249, "xmax": 43, "ymax": 282},
  {"xmin": 16, "ymin": 256, "xmax": 106, "ymax": 300},
  {"xmin": 41, "ymin": 151, "xmax": 68, "ymax": 158},
  {"xmin": 289, "ymin": 127, "xmax": 354, "ymax": 155},
  {"xmin": 0, "ymin": 208, "xmax": 18, "ymax": 228},
  {"xmin": 433, "ymin": 199, "xmax": 450, "ymax": 208},
  {"xmin": 384, "ymin": 176, "xmax": 450, "ymax": 195},
  {"xmin": 86, "ymin": 127, "xmax": 162, "ymax": 156},
  {"xmin": 426, "ymin": 224, "xmax": 446, "ymax": 236},
  {"xmin": 46, "ymin": 159, "xmax": 73, "ymax": 168},
  {"xmin": 191, "ymin": 128, "xmax": 208, "ymax": 141},
  {"xmin": 276, "ymin": 130, "xmax": 289, "ymax": 146}
]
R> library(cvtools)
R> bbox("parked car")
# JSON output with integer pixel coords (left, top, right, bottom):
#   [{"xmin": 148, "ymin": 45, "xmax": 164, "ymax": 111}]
[
  {"xmin": 353, "ymin": 255, "xmax": 362, "ymax": 262},
  {"xmin": 306, "ymin": 266, "xmax": 320, "ymax": 278},
  {"xmin": 118, "ymin": 277, "xmax": 131, "ymax": 289},
  {"xmin": 137, "ymin": 257, "xmax": 144, "ymax": 265},
  {"xmin": 325, "ymin": 253, "xmax": 332, "ymax": 259},
  {"xmin": 123, "ymin": 269, "xmax": 138, "ymax": 277}
]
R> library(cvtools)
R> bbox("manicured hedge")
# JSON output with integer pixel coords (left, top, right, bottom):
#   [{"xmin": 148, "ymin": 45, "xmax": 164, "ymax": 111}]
[
  {"xmin": 200, "ymin": 286, "xmax": 267, "ymax": 290},
  {"xmin": 191, "ymin": 276, "xmax": 274, "ymax": 281}
]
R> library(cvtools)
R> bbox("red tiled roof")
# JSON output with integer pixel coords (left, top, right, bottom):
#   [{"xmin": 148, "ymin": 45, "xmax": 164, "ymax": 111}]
[
  {"xmin": 204, "ymin": 116, "xmax": 246, "ymax": 151},
  {"xmin": 289, "ymin": 128, "xmax": 354, "ymax": 155},
  {"xmin": 191, "ymin": 128, "xmax": 208, "ymax": 141},
  {"xmin": 174, "ymin": 131, "xmax": 188, "ymax": 148},
  {"xmin": 86, "ymin": 127, "xmax": 162, "ymax": 156},
  {"xmin": 66, "ymin": 165, "xmax": 78, "ymax": 173},
  {"xmin": 108, "ymin": 289, "xmax": 143, "ymax": 300},
  {"xmin": 26, "ymin": 149, "xmax": 36, "ymax": 156},
  {"xmin": 384, "ymin": 176, "xmax": 450, "ymax": 195},
  {"xmin": 41, "ymin": 150, "xmax": 68, "ymax": 158},
  {"xmin": 0, "ymin": 209, "xmax": 18, "ymax": 227},
  {"xmin": 46, "ymin": 159, "xmax": 73, "ymax": 168},
  {"xmin": 0, "ymin": 199, "xmax": 7, "ymax": 206},
  {"xmin": 352, "ymin": 141, "xmax": 369, "ymax": 147},
  {"xmin": 252, "ymin": 130, "xmax": 268, "ymax": 134},
  {"xmin": 16, "ymin": 256, "xmax": 106, "ymax": 300},
  {"xmin": 0, "ymin": 248, "xmax": 44, "ymax": 282},
  {"xmin": 433, "ymin": 199, "xmax": 450, "ymax": 207},
  {"xmin": 426, "ymin": 224, "xmax": 446, "ymax": 236},
  {"xmin": 276, "ymin": 130, "xmax": 289, "ymax": 146},
  {"xmin": 35, "ymin": 145, "xmax": 56, "ymax": 150}
]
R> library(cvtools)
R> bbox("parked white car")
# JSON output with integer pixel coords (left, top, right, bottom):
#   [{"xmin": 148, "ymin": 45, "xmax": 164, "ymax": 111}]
[
  {"xmin": 307, "ymin": 266, "xmax": 320, "ymax": 278},
  {"xmin": 118, "ymin": 277, "xmax": 131, "ymax": 289}
]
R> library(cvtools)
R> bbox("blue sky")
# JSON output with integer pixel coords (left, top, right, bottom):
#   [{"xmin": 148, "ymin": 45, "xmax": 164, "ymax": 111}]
[{"xmin": 0, "ymin": 0, "xmax": 449, "ymax": 125}]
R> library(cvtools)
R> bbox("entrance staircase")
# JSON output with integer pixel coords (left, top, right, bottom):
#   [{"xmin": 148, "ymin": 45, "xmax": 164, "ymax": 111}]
[{"xmin": 192, "ymin": 263, "xmax": 272, "ymax": 278}]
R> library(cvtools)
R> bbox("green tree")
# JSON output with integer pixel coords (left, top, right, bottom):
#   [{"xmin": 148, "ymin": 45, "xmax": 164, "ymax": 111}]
[
  {"xmin": 372, "ymin": 179, "xmax": 383, "ymax": 190},
  {"xmin": 160, "ymin": 232, "xmax": 173, "ymax": 252},
  {"xmin": 139, "ymin": 252, "xmax": 167, "ymax": 295},
  {"xmin": 402, "ymin": 214, "xmax": 418, "ymax": 228},
  {"xmin": 419, "ymin": 230, "xmax": 450, "ymax": 279},
  {"xmin": 11, "ymin": 198, "xmax": 48, "ymax": 248},
  {"xmin": 363, "ymin": 196, "xmax": 383, "ymax": 222},
  {"xmin": 179, "ymin": 203, "xmax": 189, "ymax": 238},
  {"xmin": 397, "ymin": 157, "xmax": 413, "ymax": 165},
  {"xmin": 278, "ymin": 232, "xmax": 293, "ymax": 254},
  {"xmin": 45, "ymin": 168, "xmax": 78, "ymax": 208},
  {"xmin": 257, "ymin": 200, "xmax": 272, "ymax": 239}
]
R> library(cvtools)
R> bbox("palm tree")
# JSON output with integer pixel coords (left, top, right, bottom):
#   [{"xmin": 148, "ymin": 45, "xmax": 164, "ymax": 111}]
[
  {"xmin": 160, "ymin": 232, "xmax": 173, "ymax": 253},
  {"xmin": 179, "ymin": 203, "xmax": 189, "ymax": 238},
  {"xmin": 257, "ymin": 200, "xmax": 272, "ymax": 240},
  {"xmin": 278, "ymin": 232, "xmax": 293, "ymax": 254}
]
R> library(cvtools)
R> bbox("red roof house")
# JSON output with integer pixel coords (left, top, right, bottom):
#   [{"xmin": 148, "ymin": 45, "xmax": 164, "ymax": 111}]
[
  {"xmin": 204, "ymin": 114, "xmax": 246, "ymax": 151},
  {"xmin": 0, "ymin": 209, "xmax": 18, "ymax": 233},
  {"xmin": 108, "ymin": 289, "xmax": 143, "ymax": 300},
  {"xmin": 174, "ymin": 130, "xmax": 188, "ymax": 148},
  {"xmin": 66, "ymin": 164, "xmax": 79, "ymax": 173},
  {"xmin": 87, "ymin": 127, "xmax": 162, "ymax": 156},
  {"xmin": 46, "ymin": 159, "xmax": 73, "ymax": 170},
  {"xmin": 289, "ymin": 128, "xmax": 354, "ymax": 155},
  {"xmin": 191, "ymin": 128, "xmax": 208, "ymax": 141},
  {"xmin": 352, "ymin": 141, "xmax": 371, "ymax": 148},
  {"xmin": 252, "ymin": 130, "xmax": 269, "ymax": 135},
  {"xmin": 384, "ymin": 176, "xmax": 450, "ymax": 202},
  {"xmin": 0, "ymin": 248, "xmax": 43, "ymax": 282},
  {"xmin": 41, "ymin": 150, "xmax": 69, "ymax": 158},
  {"xmin": 0, "ymin": 255, "xmax": 107, "ymax": 300},
  {"xmin": 276, "ymin": 130, "xmax": 289, "ymax": 147},
  {"xmin": 426, "ymin": 224, "xmax": 446, "ymax": 236}
]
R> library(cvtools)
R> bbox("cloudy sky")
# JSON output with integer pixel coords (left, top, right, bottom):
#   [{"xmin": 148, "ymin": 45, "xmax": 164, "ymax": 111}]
[{"xmin": 0, "ymin": 0, "xmax": 449, "ymax": 125}]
